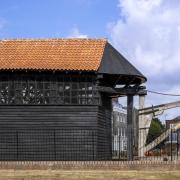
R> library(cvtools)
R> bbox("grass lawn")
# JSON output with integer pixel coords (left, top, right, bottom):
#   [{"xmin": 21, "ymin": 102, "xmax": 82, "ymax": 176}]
[{"xmin": 0, "ymin": 170, "xmax": 179, "ymax": 180}]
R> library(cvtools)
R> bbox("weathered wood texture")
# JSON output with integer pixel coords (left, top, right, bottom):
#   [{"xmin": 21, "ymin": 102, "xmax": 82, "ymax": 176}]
[
  {"xmin": 0, "ymin": 106, "xmax": 98, "ymax": 129},
  {"xmin": 96, "ymin": 95, "xmax": 112, "ymax": 160},
  {"xmin": 0, "ymin": 104, "xmax": 112, "ymax": 161}
]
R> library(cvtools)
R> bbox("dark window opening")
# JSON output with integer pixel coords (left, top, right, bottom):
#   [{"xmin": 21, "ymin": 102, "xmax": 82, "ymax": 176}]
[{"xmin": 0, "ymin": 74, "xmax": 100, "ymax": 105}]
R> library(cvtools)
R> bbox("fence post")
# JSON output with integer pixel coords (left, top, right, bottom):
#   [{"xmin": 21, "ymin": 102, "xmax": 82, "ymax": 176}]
[
  {"xmin": 177, "ymin": 131, "xmax": 179, "ymax": 160},
  {"xmin": 170, "ymin": 129, "xmax": 173, "ymax": 161},
  {"xmin": 93, "ymin": 131, "xmax": 95, "ymax": 160},
  {"xmin": 112, "ymin": 135, "xmax": 113, "ymax": 160},
  {"xmin": 54, "ymin": 129, "xmax": 56, "ymax": 160},
  {"xmin": 119, "ymin": 134, "xmax": 121, "ymax": 160},
  {"xmin": 16, "ymin": 131, "xmax": 19, "ymax": 160}
]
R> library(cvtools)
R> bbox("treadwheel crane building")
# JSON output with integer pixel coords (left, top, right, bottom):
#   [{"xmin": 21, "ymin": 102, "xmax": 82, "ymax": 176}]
[{"xmin": 0, "ymin": 39, "xmax": 146, "ymax": 160}]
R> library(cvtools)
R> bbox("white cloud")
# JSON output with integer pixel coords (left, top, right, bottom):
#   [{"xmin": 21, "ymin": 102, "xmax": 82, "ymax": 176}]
[
  {"xmin": 109, "ymin": 0, "xmax": 180, "ymax": 77},
  {"xmin": 108, "ymin": 0, "xmax": 180, "ymax": 118},
  {"xmin": 68, "ymin": 27, "xmax": 88, "ymax": 38}
]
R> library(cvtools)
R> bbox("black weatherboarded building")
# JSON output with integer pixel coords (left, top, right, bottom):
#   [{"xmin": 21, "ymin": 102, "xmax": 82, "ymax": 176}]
[{"xmin": 0, "ymin": 39, "xmax": 146, "ymax": 160}]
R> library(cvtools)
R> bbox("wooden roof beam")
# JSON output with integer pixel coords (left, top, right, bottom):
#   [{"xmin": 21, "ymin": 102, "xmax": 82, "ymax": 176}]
[{"xmin": 97, "ymin": 85, "xmax": 147, "ymax": 96}]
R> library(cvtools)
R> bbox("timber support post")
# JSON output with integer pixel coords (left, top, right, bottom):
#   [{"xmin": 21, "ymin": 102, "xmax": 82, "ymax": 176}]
[
  {"xmin": 127, "ymin": 95, "xmax": 134, "ymax": 161},
  {"xmin": 138, "ymin": 95, "xmax": 146, "ymax": 159}
]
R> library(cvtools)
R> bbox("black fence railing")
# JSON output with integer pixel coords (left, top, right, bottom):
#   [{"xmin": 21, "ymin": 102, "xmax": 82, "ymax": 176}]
[
  {"xmin": 112, "ymin": 128, "xmax": 180, "ymax": 161},
  {"xmin": 0, "ymin": 129, "xmax": 97, "ymax": 161},
  {"xmin": 142, "ymin": 129, "xmax": 180, "ymax": 161},
  {"xmin": 0, "ymin": 128, "xmax": 179, "ymax": 161}
]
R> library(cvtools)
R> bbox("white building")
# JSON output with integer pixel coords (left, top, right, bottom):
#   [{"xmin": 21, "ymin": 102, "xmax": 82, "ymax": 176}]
[
  {"xmin": 112, "ymin": 99, "xmax": 138, "ymax": 157},
  {"xmin": 112, "ymin": 100, "xmax": 127, "ymax": 153}
]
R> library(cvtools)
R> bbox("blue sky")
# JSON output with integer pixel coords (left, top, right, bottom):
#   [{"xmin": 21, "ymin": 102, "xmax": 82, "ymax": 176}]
[
  {"xmin": 0, "ymin": 0, "xmax": 180, "ymax": 120},
  {"xmin": 0, "ymin": 0, "xmax": 119, "ymax": 38}
]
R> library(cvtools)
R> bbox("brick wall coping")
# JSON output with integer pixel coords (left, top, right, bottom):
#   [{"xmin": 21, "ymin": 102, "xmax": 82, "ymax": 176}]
[{"xmin": 0, "ymin": 161, "xmax": 179, "ymax": 170}]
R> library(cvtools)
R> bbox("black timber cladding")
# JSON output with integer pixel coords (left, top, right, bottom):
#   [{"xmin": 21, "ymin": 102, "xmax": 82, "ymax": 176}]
[
  {"xmin": 0, "ymin": 71, "xmax": 113, "ymax": 161},
  {"xmin": 0, "ymin": 104, "xmax": 112, "ymax": 160},
  {"xmin": 0, "ymin": 106, "xmax": 98, "ymax": 129},
  {"xmin": 97, "ymin": 95, "xmax": 112, "ymax": 160},
  {"xmin": 0, "ymin": 105, "xmax": 98, "ymax": 160}
]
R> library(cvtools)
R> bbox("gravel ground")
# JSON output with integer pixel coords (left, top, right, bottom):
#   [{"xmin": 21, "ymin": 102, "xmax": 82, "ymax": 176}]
[{"xmin": 0, "ymin": 170, "xmax": 179, "ymax": 180}]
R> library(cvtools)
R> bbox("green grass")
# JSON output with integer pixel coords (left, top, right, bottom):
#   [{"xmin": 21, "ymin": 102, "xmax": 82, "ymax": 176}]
[{"xmin": 0, "ymin": 170, "xmax": 179, "ymax": 180}]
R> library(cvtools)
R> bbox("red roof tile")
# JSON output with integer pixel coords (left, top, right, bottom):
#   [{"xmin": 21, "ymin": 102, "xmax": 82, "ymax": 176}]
[{"xmin": 0, "ymin": 39, "xmax": 107, "ymax": 71}]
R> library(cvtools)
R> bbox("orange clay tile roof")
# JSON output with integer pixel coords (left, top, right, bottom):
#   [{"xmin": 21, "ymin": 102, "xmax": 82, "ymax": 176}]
[{"xmin": 0, "ymin": 38, "xmax": 107, "ymax": 71}]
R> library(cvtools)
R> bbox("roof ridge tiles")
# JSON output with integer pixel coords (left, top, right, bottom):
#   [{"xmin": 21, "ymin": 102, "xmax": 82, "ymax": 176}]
[{"xmin": 0, "ymin": 38, "xmax": 108, "ymax": 42}]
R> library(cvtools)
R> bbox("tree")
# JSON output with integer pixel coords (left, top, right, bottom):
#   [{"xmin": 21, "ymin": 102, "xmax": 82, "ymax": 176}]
[{"xmin": 146, "ymin": 118, "xmax": 165, "ymax": 145}]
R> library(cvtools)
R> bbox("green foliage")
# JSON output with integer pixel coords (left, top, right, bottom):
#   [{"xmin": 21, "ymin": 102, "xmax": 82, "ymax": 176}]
[{"xmin": 146, "ymin": 118, "xmax": 165, "ymax": 145}]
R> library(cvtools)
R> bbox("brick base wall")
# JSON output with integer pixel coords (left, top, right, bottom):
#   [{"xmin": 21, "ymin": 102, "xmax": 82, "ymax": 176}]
[{"xmin": 0, "ymin": 161, "xmax": 179, "ymax": 170}]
